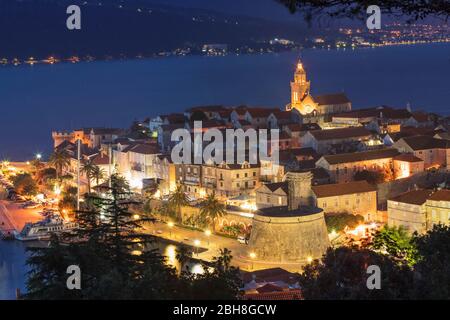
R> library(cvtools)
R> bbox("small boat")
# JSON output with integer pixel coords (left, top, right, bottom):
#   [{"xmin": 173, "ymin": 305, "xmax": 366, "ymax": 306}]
[{"xmin": 15, "ymin": 217, "xmax": 77, "ymax": 241}]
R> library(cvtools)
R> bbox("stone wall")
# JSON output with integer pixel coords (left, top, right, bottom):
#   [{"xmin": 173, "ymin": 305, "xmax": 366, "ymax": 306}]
[{"xmin": 248, "ymin": 211, "xmax": 330, "ymax": 264}]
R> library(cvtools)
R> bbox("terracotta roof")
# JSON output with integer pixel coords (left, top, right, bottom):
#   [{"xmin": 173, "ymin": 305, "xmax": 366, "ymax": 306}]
[
  {"xmin": 411, "ymin": 112, "xmax": 431, "ymax": 123},
  {"xmin": 388, "ymin": 127, "xmax": 437, "ymax": 141},
  {"xmin": 389, "ymin": 189, "xmax": 435, "ymax": 205},
  {"xmin": 246, "ymin": 107, "xmax": 280, "ymax": 118},
  {"xmin": 321, "ymin": 148, "xmax": 399, "ymax": 165},
  {"xmin": 273, "ymin": 111, "xmax": 293, "ymax": 120},
  {"xmin": 399, "ymin": 135, "xmax": 448, "ymax": 151},
  {"xmin": 91, "ymin": 153, "xmax": 110, "ymax": 166},
  {"xmin": 393, "ymin": 153, "xmax": 423, "ymax": 163},
  {"xmin": 285, "ymin": 123, "xmax": 321, "ymax": 132},
  {"xmin": 312, "ymin": 181, "xmax": 376, "ymax": 198},
  {"xmin": 243, "ymin": 289, "xmax": 302, "ymax": 300},
  {"xmin": 428, "ymin": 189, "xmax": 450, "ymax": 202},
  {"xmin": 162, "ymin": 113, "xmax": 185, "ymax": 124},
  {"xmin": 256, "ymin": 283, "xmax": 283, "ymax": 293},
  {"xmin": 309, "ymin": 127, "xmax": 371, "ymax": 141},
  {"xmin": 313, "ymin": 93, "xmax": 350, "ymax": 106},
  {"xmin": 291, "ymin": 147, "xmax": 320, "ymax": 159},
  {"xmin": 124, "ymin": 143, "xmax": 160, "ymax": 155},
  {"xmin": 241, "ymin": 267, "xmax": 299, "ymax": 283},
  {"xmin": 333, "ymin": 106, "xmax": 411, "ymax": 120}
]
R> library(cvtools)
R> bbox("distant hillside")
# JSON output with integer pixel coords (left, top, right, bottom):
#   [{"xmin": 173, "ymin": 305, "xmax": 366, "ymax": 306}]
[{"xmin": 0, "ymin": 0, "xmax": 330, "ymax": 60}]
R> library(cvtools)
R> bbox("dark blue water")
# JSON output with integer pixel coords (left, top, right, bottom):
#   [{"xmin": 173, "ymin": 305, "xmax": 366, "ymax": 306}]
[
  {"xmin": 0, "ymin": 43, "xmax": 449, "ymax": 162},
  {"xmin": 0, "ymin": 241, "xmax": 29, "ymax": 299}
]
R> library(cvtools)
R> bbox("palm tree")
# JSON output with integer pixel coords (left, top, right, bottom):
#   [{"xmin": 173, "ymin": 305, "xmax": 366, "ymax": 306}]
[
  {"xmin": 199, "ymin": 192, "xmax": 226, "ymax": 232},
  {"xmin": 81, "ymin": 160, "xmax": 97, "ymax": 193},
  {"xmin": 168, "ymin": 186, "xmax": 189, "ymax": 223},
  {"xmin": 91, "ymin": 165, "xmax": 105, "ymax": 187},
  {"xmin": 48, "ymin": 149, "xmax": 70, "ymax": 181}
]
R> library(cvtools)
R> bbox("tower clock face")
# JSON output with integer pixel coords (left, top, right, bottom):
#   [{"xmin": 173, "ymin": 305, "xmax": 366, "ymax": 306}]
[{"xmin": 304, "ymin": 105, "xmax": 314, "ymax": 114}]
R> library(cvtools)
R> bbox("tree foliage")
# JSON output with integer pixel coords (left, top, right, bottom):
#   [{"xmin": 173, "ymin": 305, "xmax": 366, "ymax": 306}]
[
  {"xmin": 25, "ymin": 175, "xmax": 242, "ymax": 300},
  {"xmin": 12, "ymin": 172, "xmax": 38, "ymax": 196},
  {"xmin": 325, "ymin": 212, "xmax": 364, "ymax": 233},
  {"xmin": 412, "ymin": 224, "xmax": 450, "ymax": 299},
  {"xmin": 48, "ymin": 149, "xmax": 70, "ymax": 180},
  {"xmin": 372, "ymin": 225, "xmax": 418, "ymax": 267},
  {"xmin": 278, "ymin": 0, "xmax": 450, "ymax": 22},
  {"xmin": 299, "ymin": 247, "xmax": 414, "ymax": 299},
  {"xmin": 354, "ymin": 169, "xmax": 385, "ymax": 184}
]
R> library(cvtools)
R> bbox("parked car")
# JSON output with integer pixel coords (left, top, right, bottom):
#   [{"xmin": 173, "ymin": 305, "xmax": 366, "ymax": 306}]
[{"xmin": 237, "ymin": 235, "xmax": 248, "ymax": 244}]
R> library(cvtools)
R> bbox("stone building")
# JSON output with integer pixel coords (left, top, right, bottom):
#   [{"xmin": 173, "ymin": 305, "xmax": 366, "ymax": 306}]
[
  {"xmin": 387, "ymin": 189, "xmax": 435, "ymax": 234},
  {"xmin": 248, "ymin": 171, "xmax": 330, "ymax": 265},
  {"xmin": 300, "ymin": 127, "xmax": 373, "ymax": 154},
  {"xmin": 52, "ymin": 127, "xmax": 125, "ymax": 149},
  {"xmin": 426, "ymin": 189, "xmax": 450, "ymax": 228},
  {"xmin": 311, "ymin": 181, "xmax": 378, "ymax": 221},
  {"xmin": 316, "ymin": 148, "xmax": 399, "ymax": 183},
  {"xmin": 393, "ymin": 153, "xmax": 424, "ymax": 179},
  {"xmin": 393, "ymin": 135, "xmax": 449, "ymax": 169}
]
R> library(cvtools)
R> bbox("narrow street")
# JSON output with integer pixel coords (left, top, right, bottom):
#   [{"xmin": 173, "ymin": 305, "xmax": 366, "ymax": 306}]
[{"xmin": 143, "ymin": 221, "xmax": 304, "ymax": 273}]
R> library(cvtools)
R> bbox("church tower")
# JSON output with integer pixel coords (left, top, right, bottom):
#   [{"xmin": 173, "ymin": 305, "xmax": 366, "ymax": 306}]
[
  {"xmin": 287, "ymin": 60, "xmax": 317, "ymax": 115},
  {"xmin": 291, "ymin": 62, "xmax": 310, "ymax": 106}
]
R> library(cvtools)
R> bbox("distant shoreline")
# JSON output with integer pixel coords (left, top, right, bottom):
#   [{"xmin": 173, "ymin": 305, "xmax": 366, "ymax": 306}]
[{"xmin": 1, "ymin": 39, "xmax": 448, "ymax": 69}]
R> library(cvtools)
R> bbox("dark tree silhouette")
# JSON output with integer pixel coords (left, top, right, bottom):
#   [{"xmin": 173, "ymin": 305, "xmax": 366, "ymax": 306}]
[{"xmin": 277, "ymin": 0, "xmax": 450, "ymax": 21}]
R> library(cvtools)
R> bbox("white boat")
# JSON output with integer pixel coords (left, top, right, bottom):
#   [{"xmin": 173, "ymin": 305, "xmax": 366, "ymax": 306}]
[{"xmin": 15, "ymin": 217, "xmax": 77, "ymax": 241}]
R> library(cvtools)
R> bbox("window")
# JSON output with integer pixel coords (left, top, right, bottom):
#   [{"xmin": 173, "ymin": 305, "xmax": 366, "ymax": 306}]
[
  {"xmin": 236, "ymin": 174, "xmax": 240, "ymax": 178},
  {"xmin": 267, "ymin": 196, "xmax": 271, "ymax": 203},
  {"xmin": 278, "ymin": 196, "xmax": 282, "ymax": 205},
  {"xmin": 253, "ymin": 171, "xmax": 256, "ymax": 177},
  {"xmin": 245, "ymin": 173, "xmax": 248, "ymax": 178},
  {"xmin": 236, "ymin": 183, "xmax": 240, "ymax": 188},
  {"xmin": 220, "ymin": 182, "xmax": 223, "ymax": 187}
]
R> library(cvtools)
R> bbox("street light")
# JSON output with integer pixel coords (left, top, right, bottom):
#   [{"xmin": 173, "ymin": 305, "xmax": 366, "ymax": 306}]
[
  {"xmin": 36, "ymin": 153, "xmax": 42, "ymax": 160},
  {"xmin": 249, "ymin": 252, "xmax": 256, "ymax": 270},
  {"xmin": 194, "ymin": 239, "xmax": 200, "ymax": 256},
  {"xmin": 307, "ymin": 256, "xmax": 313, "ymax": 263},
  {"xmin": 204, "ymin": 229, "xmax": 211, "ymax": 246}
]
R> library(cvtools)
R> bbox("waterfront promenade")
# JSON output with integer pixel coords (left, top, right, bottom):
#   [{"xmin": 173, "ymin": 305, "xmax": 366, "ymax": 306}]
[{"xmin": 0, "ymin": 200, "xmax": 42, "ymax": 237}]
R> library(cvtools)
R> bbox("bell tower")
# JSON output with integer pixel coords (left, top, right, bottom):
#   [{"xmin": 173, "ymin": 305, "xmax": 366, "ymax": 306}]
[{"xmin": 290, "ymin": 61, "xmax": 310, "ymax": 108}]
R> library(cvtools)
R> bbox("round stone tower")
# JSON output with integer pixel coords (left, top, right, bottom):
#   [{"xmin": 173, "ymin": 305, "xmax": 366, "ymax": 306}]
[
  {"xmin": 248, "ymin": 207, "xmax": 330, "ymax": 264},
  {"xmin": 248, "ymin": 170, "xmax": 329, "ymax": 266}
]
